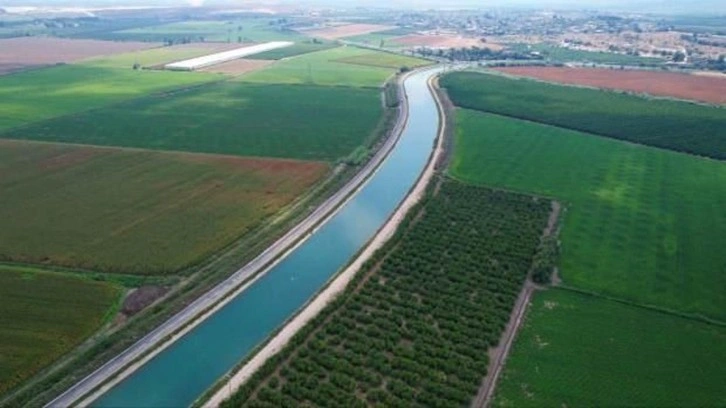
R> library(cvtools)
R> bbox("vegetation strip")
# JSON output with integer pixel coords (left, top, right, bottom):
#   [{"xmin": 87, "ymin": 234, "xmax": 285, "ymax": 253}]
[{"xmin": 46, "ymin": 67, "xmax": 415, "ymax": 408}]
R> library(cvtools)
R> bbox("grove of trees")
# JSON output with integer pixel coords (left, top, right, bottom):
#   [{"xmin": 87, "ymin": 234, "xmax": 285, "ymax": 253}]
[{"xmin": 222, "ymin": 179, "xmax": 551, "ymax": 407}]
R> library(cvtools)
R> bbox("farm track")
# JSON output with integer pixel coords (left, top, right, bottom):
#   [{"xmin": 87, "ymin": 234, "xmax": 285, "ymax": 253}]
[
  {"xmin": 472, "ymin": 201, "xmax": 562, "ymax": 408},
  {"xmin": 45, "ymin": 65, "xmax": 431, "ymax": 408}
]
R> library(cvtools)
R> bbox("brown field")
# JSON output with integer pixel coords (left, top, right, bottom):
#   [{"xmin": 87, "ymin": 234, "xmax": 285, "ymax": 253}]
[
  {"xmin": 304, "ymin": 23, "xmax": 395, "ymax": 40},
  {"xmin": 494, "ymin": 66, "xmax": 726, "ymax": 105},
  {"xmin": 393, "ymin": 34, "xmax": 501, "ymax": 50},
  {"xmin": 200, "ymin": 58, "xmax": 273, "ymax": 75},
  {"xmin": 0, "ymin": 37, "xmax": 159, "ymax": 74},
  {"xmin": 0, "ymin": 140, "xmax": 329, "ymax": 274}
]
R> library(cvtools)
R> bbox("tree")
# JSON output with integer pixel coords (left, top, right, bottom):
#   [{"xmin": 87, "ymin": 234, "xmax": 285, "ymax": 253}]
[{"xmin": 673, "ymin": 51, "xmax": 686, "ymax": 62}]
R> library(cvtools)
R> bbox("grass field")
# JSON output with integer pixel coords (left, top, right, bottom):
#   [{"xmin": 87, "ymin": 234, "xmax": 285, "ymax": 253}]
[
  {"xmin": 240, "ymin": 47, "xmax": 429, "ymax": 87},
  {"xmin": 245, "ymin": 40, "xmax": 337, "ymax": 60},
  {"xmin": 109, "ymin": 19, "xmax": 306, "ymax": 43},
  {"xmin": 3, "ymin": 83, "xmax": 382, "ymax": 161},
  {"xmin": 0, "ymin": 140, "xmax": 328, "ymax": 274},
  {"xmin": 494, "ymin": 289, "xmax": 726, "ymax": 407},
  {"xmin": 450, "ymin": 110, "xmax": 726, "ymax": 320},
  {"xmin": 0, "ymin": 266, "xmax": 122, "ymax": 395},
  {"xmin": 343, "ymin": 32, "xmax": 406, "ymax": 48},
  {"xmin": 0, "ymin": 64, "xmax": 219, "ymax": 130},
  {"xmin": 442, "ymin": 71, "xmax": 726, "ymax": 160},
  {"xmin": 225, "ymin": 180, "xmax": 550, "ymax": 406}
]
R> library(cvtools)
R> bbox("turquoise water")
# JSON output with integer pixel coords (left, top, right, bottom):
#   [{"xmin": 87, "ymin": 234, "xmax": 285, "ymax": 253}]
[{"xmin": 94, "ymin": 68, "xmax": 442, "ymax": 408}]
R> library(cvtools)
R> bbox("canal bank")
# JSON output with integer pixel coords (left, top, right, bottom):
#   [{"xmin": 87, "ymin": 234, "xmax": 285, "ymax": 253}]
[
  {"xmin": 202, "ymin": 69, "xmax": 449, "ymax": 407},
  {"xmin": 71, "ymin": 66, "xmax": 445, "ymax": 408}
]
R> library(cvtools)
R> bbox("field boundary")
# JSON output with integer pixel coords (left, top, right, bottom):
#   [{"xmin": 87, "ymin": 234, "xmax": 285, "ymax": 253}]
[
  {"xmin": 556, "ymin": 285, "xmax": 726, "ymax": 327},
  {"xmin": 199, "ymin": 65, "xmax": 448, "ymax": 407},
  {"xmin": 471, "ymin": 200, "xmax": 562, "ymax": 408},
  {"xmin": 44, "ymin": 65, "xmax": 434, "ymax": 408}
]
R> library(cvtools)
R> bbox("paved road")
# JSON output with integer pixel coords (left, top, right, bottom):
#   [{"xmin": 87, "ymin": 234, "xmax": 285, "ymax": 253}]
[{"xmin": 46, "ymin": 69, "xmax": 420, "ymax": 408}]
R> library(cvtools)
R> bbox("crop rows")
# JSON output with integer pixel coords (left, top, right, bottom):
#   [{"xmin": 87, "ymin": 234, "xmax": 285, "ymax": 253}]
[
  {"xmin": 441, "ymin": 71, "xmax": 726, "ymax": 160},
  {"xmin": 223, "ymin": 179, "xmax": 551, "ymax": 407}
]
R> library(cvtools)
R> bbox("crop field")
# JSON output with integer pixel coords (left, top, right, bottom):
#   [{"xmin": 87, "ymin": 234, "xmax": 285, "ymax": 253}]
[
  {"xmin": 441, "ymin": 71, "xmax": 726, "ymax": 160},
  {"xmin": 3, "ymin": 83, "xmax": 382, "ymax": 161},
  {"xmin": 344, "ymin": 32, "xmax": 406, "ymax": 48},
  {"xmin": 244, "ymin": 40, "xmax": 337, "ymax": 60},
  {"xmin": 0, "ymin": 266, "xmax": 122, "ymax": 395},
  {"xmin": 0, "ymin": 37, "xmax": 159, "ymax": 74},
  {"xmin": 240, "ymin": 47, "xmax": 429, "ymax": 87},
  {"xmin": 493, "ymin": 289, "xmax": 726, "ymax": 407},
  {"xmin": 511, "ymin": 43, "xmax": 663, "ymax": 65},
  {"xmin": 80, "ymin": 43, "xmax": 240, "ymax": 69},
  {"xmin": 223, "ymin": 180, "xmax": 551, "ymax": 407},
  {"xmin": 335, "ymin": 52, "xmax": 432, "ymax": 69},
  {"xmin": 0, "ymin": 140, "xmax": 328, "ymax": 274},
  {"xmin": 200, "ymin": 59, "xmax": 273, "ymax": 76},
  {"xmin": 450, "ymin": 110, "xmax": 726, "ymax": 320},
  {"xmin": 108, "ymin": 19, "xmax": 306, "ymax": 43},
  {"xmin": 0, "ymin": 64, "xmax": 219, "ymax": 130},
  {"xmin": 495, "ymin": 66, "xmax": 726, "ymax": 105}
]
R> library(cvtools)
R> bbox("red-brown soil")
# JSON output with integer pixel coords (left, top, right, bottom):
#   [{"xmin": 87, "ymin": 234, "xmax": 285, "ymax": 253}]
[
  {"xmin": 0, "ymin": 37, "xmax": 159, "ymax": 74},
  {"xmin": 495, "ymin": 66, "xmax": 726, "ymax": 105}
]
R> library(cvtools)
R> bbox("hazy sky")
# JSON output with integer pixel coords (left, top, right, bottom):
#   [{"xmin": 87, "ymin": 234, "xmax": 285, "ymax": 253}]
[{"xmin": 3, "ymin": 0, "xmax": 725, "ymax": 14}]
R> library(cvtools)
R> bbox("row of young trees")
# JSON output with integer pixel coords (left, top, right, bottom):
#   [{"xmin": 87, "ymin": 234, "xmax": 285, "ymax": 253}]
[{"xmin": 223, "ymin": 179, "xmax": 551, "ymax": 407}]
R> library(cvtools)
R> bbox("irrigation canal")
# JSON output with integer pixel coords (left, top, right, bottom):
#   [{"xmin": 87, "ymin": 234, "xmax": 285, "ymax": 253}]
[{"xmin": 91, "ymin": 66, "xmax": 445, "ymax": 407}]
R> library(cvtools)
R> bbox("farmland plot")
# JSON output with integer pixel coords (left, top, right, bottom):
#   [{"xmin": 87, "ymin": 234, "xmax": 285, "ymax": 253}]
[
  {"xmin": 0, "ymin": 140, "xmax": 328, "ymax": 274},
  {"xmin": 450, "ymin": 110, "xmax": 726, "ymax": 320},
  {"xmin": 495, "ymin": 66, "xmax": 726, "ymax": 105},
  {"xmin": 0, "ymin": 64, "xmax": 219, "ymax": 130},
  {"xmin": 494, "ymin": 289, "xmax": 726, "ymax": 407},
  {"xmin": 0, "ymin": 266, "xmax": 122, "ymax": 395},
  {"xmin": 441, "ymin": 71, "xmax": 726, "ymax": 160},
  {"xmin": 241, "ymin": 47, "xmax": 430, "ymax": 87},
  {"xmin": 3, "ymin": 83, "xmax": 382, "ymax": 161},
  {"xmin": 0, "ymin": 37, "xmax": 158, "ymax": 75}
]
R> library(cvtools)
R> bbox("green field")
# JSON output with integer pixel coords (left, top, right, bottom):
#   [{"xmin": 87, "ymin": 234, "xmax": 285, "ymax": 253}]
[
  {"xmin": 245, "ymin": 40, "xmax": 338, "ymax": 60},
  {"xmin": 0, "ymin": 64, "xmax": 219, "ymax": 130},
  {"xmin": 0, "ymin": 266, "xmax": 122, "ymax": 394},
  {"xmin": 511, "ymin": 43, "xmax": 664, "ymax": 65},
  {"xmin": 106, "ymin": 19, "xmax": 306, "ymax": 43},
  {"xmin": 441, "ymin": 71, "xmax": 726, "ymax": 160},
  {"xmin": 2, "ymin": 83, "xmax": 382, "ymax": 161},
  {"xmin": 0, "ymin": 140, "xmax": 328, "ymax": 274},
  {"xmin": 225, "ymin": 180, "xmax": 550, "ymax": 406},
  {"xmin": 344, "ymin": 32, "xmax": 406, "ymax": 48},
  {"xmin": 494, "ymin": 289, "xmax": 726, "ymax": 407},
  {"xmin": 241, "ymin": 46, "xmax": 429, "ymax": 87},
  {"xmin": 450, "ymin": 110, "xmax": 726, "ymax": 320}
]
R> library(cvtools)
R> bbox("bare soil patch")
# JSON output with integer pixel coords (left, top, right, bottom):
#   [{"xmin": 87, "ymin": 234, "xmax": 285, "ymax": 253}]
[
  {"xmin": 495, "ymin": 66, "xmax": 726, "ymax": 105},
  {"xmin": 0, "ymin": 37, "xmax": 159, "ymax": 75},
  {"xmin": 199, "ymin": 58, "xmax": 273, "ymax": 75},
  {"xmin": 121, "ymin": 286, "xmax": 169, "ymax": 317},
  {"xmin": 304, "ymin": 23, "xmax": 395, "ymax": 40},
  {"xmin": 394, "ymin": 34, "xmax": 500, "ymax": 50}
]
